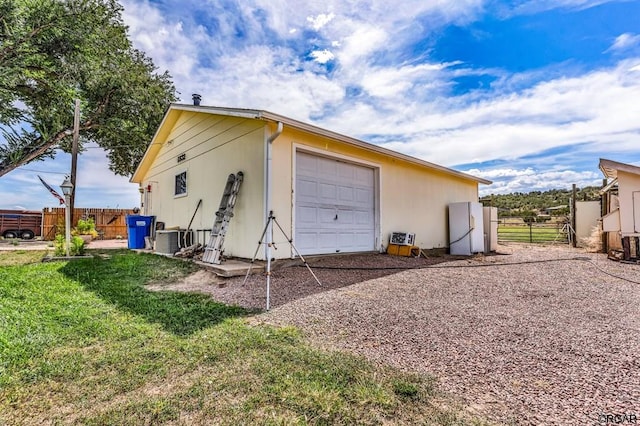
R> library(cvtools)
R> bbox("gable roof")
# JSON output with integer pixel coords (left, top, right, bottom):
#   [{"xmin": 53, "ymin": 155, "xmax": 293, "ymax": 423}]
[
  {"xmin": 599, "ymin": 158, "xmax": 640, "ymax": 180},
  {"xmin": 131, "ymin": 104, "xmax": 492, "ymax": 185}
]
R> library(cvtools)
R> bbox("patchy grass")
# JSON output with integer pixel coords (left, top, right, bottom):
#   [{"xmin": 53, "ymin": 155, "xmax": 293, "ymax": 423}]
[
  {"xmin": 0, "ymin": 249, "xmax": 49, "ymax": 266},
  {"xmin": 0, "ymin": 251, "xmax": 488, "ymax": 425}
]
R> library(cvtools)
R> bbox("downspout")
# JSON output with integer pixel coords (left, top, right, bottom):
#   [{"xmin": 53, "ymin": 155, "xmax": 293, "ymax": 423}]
[
  {"xmin": 265, "ymin": 121, "xmax": 284, "ymax": 220},
  {"xmin": 265, "ymin": 121, "xmax": 283, "ymax": 311}
]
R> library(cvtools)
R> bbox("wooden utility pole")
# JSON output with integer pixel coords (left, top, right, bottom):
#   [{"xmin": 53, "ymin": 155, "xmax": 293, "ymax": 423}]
[
  {"xmin": 70, "ymin": 99, "xmax": 80, "ymax": 225},
  {"xmin": 601, "ymin": 178, "xmax": 608, "ymax": 253},
  {"xmin": 571, "ymin": 183, "xmax": 577, "ymax": 247}
]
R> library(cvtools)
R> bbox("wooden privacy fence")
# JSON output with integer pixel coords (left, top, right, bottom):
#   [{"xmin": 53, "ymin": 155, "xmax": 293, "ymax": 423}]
[{"xmin": 42, "ymin": 208, "xmax": 135, "ymax": 241}]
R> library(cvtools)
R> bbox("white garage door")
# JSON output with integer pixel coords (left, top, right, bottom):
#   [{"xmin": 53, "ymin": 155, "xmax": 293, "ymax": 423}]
[{"xmin": 295, "ymin": 151, "xmax": 376, "ymax": 255}]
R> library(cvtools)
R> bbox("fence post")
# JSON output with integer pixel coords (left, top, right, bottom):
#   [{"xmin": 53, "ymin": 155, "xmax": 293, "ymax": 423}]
[
  {"xmin": 571, "ymin": 184, "xmax": 577, "ymax": 248},
  {"xmin": 529, "ymin": 222, "xmax": 533, "ymax": 243}
]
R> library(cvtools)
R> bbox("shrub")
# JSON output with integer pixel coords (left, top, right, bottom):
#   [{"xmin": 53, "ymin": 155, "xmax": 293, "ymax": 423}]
[
  {"xmin": 54, "ymin": 234, "xmax": 86, "ymax": 256},
  {"xmin": 73, "ymin": 218, "xmax": 98, "ymax": 239}
]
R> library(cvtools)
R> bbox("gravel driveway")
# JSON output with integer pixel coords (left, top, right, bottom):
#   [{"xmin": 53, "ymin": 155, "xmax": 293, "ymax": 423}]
[{"xmin": 243, "ymin": 244, "xmax": 640, "ymax": 425}]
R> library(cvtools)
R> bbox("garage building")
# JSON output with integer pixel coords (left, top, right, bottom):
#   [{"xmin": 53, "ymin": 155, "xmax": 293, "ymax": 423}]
[{"xmin": 131, "ymin": 103, "xmax": 491, "ymax": 259}]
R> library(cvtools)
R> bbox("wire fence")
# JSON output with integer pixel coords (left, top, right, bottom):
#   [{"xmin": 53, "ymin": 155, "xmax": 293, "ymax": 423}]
[{"xmin": 498, "ymin": 219, "xmax": 571, "ymax": 244}]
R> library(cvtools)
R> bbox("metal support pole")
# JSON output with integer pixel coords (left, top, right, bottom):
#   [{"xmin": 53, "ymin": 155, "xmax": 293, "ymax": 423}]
[
  {"xmin": 243, "ymin": 210, "xmax": 321, "ymax": 311},
  {"xmin": 265, "ymin": 212, "xmax": 273, "ymax": 311},
  {"xmin": 65, "ymin": 194, "xmax": 71, "ymax": 257}
]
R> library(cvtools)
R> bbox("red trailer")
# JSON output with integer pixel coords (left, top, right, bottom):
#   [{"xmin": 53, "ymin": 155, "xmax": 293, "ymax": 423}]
[{"xmin": 0, "ymin": 209, "xmax": 43, "ymax": 239}]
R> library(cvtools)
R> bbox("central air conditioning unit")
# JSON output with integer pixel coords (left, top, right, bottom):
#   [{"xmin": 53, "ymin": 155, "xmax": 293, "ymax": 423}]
[
  {"xmin": 390, "ymin": 232, "xmax": 415, "ymax": 246},
  {"xmin": 155, "ymin": 230, "xmax": 193, "ymax": 255}
]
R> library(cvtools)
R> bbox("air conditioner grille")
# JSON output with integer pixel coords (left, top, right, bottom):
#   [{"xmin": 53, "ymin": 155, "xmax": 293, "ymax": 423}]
[{"xmin": 390, "ymin": 232, "xmax": 415, "ymax": 246}]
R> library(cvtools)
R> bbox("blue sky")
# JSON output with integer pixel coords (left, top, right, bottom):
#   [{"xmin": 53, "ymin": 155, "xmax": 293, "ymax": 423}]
[{"xmin": 3, "ymin": 0, "xmax": 640, "ymax": 210}]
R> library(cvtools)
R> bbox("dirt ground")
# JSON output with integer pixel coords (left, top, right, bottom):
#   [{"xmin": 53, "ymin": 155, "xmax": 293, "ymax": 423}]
[{"xmin": 155, "ymin": 243, "xmax": 637, "ymax": 426}]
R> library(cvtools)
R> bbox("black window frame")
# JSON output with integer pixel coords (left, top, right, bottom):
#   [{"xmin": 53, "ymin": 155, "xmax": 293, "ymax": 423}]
[{"xmin": 174, "ymin": 171, "xmax": 187, "ymax": 196}]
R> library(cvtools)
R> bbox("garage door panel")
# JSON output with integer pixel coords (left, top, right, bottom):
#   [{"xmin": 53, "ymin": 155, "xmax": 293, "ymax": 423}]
[
  {"xmin": 338, "ymin": 185, "xmax": 355, "ymax": 203},
  {"xmin": 319, "ymin": 183, "xmax": 337, "ymax": 201},
  {"xmin": 354, "ymin": 231, "xmax": 375, "ymax": 248},
  {"xmin": 318, "ymin": 207, "xmax": 337, "ymax": 224},
  {"xmin": 336, "ymin": 232, "xmax": 354, "ymax": 250},
  {"xmin": 336, "ymin": 231, "xmax": 375, "ymax": 251},
  {"xmin": 355, "ymin": 187, "xmax": 373, "ymax": 204},
  {"xmin": 337, "ymin": 209, "xmax": 354, "ymax": 225},
  {"xmin": 338, "ymin": 162, "xmax": 355, "ymax": 180},
  {"xmin": 355, "ymin": 210, "xmax": 373, "ymax": 225},
  {"xmin": 298, "ymin": 179, "xmax": 317, "ymax": 200},
  {"xmin": 297, "ymin": 154, "xmax": 317, "ymax": 174},
  {"xmin": 356, "ymin": 167, "xmax": 374, "ymax": 186},
  {"xmin": 296, "ymin": 151, "xmax": 375, "ymax": 255},
  {"xmin": 318, "ymin": 157, "xmax": 337, "ymax": 176},
  {"xmin": 318, "ymin": 232, "xmax": 337, "ymax": 249},
  {"xmin": 296, "ymin": 232, "xmax": 318, "ymax": 250},
  {"xmin": 297, "ymin": 206, "xmax": 317, "ymax": 224}
]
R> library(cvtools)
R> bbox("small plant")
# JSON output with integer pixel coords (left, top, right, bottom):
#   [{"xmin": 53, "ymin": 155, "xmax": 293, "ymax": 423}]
[
  {"xmin": 54, "ymin": 234, "xmax": 65, "ymax": 256},
  {"xmin": 54, "ymin": 234, "xmax": 86, "ymax": 256},
  {"xmin": 71, "ymin": 236, "xmax": 85, "ymax": 255},
  {"xmin": 73, "ymin": 218, "xmax": 98, "ymax": 239},
  {"xmin": 392, "ymin": 379, "xmax": 421, "ymax": 401}
]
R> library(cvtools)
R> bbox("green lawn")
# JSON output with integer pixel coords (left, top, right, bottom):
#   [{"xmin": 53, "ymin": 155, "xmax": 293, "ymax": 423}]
[{"xmin": 0, "ymin": 250, "xmax": 486, "ymax": 425}]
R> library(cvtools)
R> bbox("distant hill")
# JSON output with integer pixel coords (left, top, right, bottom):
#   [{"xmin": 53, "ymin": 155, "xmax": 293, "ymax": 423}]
[{"xmin": 480, "ymin": 186, "xmax": 601, "ymax": 217}]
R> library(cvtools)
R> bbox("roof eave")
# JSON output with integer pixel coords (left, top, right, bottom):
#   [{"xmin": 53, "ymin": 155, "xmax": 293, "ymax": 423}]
[
  {"xmin": 132, "ymin": 104, "xmax": 492, "ymax": 186},
  {"xmin": 259, "ymin": 111, "xmax": 492, "ymax": 185},
  {"xmin": 599, "ymin": 158, "xmax": 640, "ymax": 180}
]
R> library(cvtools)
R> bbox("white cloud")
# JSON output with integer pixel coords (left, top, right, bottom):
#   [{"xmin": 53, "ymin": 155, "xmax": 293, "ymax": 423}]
[
  {"xmin": 121, "ymin": 1, "xmax": 200, "ymax": 85},
  {"xmin": 360, "ymin": 60, "xmax": 640, "ymax": 168},
  {"xmin": 110, "ymin": 0, "xmax": 640, "ymax": 202},
  {"xmin": 337, "ymin": 25, "xmax": 389, "ymax": 69},
  {"xmin": 310, "ymin": 49, "xmax": 335, "ymax": 64},
  {"xmin": 607, "ymin": 33, "xmax": 640, "ymax": 52},
  {"xmin": 307, "ymin": 12, "xmax": 335, "ymax": 31},
  {"xmin": 505, "ymin": 0, "xmax": 621, "ymax": 16},
  {"xmin": 466, "ymin": 168, "xmax": 537, "ymax": 179}
]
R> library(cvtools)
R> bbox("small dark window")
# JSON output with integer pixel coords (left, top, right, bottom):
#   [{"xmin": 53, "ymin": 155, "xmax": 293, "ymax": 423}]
[{"xmin": 175, "ymin": 171, "xmax": 187, "ymax": 196}]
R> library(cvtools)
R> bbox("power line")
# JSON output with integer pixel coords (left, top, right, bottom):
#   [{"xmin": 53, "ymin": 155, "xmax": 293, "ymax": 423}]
[{"xmin": 17, "ymin": 168, "xmax": 67, "ymax": 175}]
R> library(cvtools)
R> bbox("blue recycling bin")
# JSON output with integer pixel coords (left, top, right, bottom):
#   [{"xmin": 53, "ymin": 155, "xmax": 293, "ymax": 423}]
[{"xmin": 126, "ymin": 215, "xmax": 153, "ymax": 249}]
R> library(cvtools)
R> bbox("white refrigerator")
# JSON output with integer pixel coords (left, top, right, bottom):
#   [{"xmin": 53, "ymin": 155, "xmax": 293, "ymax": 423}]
[{"xmin": 449, "ymin": 202, "xmax": 485, "ymax": 255}]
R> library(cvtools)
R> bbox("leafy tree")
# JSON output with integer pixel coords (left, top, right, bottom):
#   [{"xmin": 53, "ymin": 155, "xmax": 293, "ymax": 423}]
[
  {"xmin": 0, "ymin": 0, "xmax": 176, "ymax": 178},
  {"xmin": 520, "ymin": 209, "xmax": 537, "ymax": 224},
  {"xmin": 481, "ymin": 186, "xmax": 602, "ymax": 217}
]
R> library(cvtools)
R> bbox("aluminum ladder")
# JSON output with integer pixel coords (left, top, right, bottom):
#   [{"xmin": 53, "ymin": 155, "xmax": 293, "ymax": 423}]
[{"xmin": 202, "ymin": 171, "xmax": 244, "ymax": 264}]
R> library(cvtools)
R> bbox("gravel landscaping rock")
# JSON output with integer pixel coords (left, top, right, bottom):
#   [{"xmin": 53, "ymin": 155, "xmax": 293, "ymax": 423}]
[
  {"xmin": 153, "ymin": 243, "xmax": 640, "ymax": 424},
  {"xmin": 249, "ymin": 244, "xmax": 640, "ymax": 425}
]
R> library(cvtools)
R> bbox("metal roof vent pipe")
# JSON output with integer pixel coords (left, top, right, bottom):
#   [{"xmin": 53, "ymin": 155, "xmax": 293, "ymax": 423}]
[{"xmin": 192, "ymin": 93, "xmax": 202, "ymax": 106}]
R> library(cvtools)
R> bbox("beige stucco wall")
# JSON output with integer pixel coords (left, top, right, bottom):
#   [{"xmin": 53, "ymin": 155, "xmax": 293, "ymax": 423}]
[
  {"xmin": 270, "ymin": 126, "xmax": 479, "ymax": 258},
  {"xmin": 617, "ymin": 171, "xmax": 640, "ymax": 237},
  {"xmin": 139, "ymin": 111, "xmax": 266, "ymax": 258}
]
